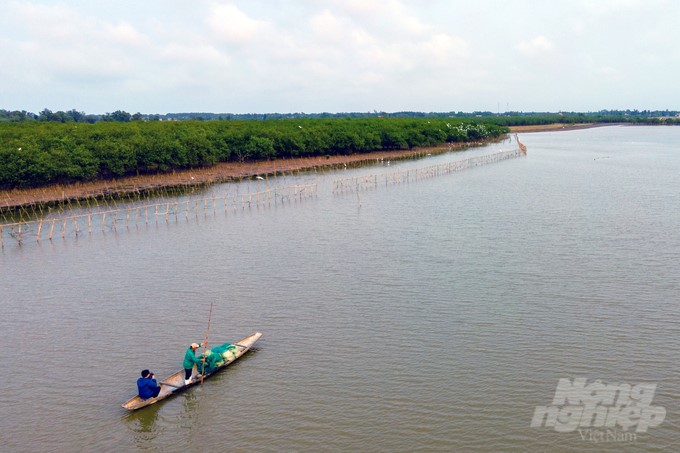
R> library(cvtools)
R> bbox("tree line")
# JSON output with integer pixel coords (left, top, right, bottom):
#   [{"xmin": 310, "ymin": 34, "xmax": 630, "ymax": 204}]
[
  {"xmin": 3, "ymin": 108, "xmax": 679, "ymax": 124},
  {"xmin": 0, "ymin": 109, "xmax": 151, "ymax": 124},
  {"xmin": 0, "ymin": 118, "xmax": 507, "ymax": 189}
]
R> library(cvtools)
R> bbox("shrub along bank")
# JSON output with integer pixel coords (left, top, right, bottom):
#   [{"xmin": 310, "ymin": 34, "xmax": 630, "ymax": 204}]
[{"xmin": 0, "ymin": 118, "xmax": 507, "ymax": 189}]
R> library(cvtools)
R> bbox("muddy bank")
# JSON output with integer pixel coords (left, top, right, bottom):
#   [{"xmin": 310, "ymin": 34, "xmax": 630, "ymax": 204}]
[
  {"xmin": 1, "ymin": 139, "xmax": 501, "ymax": 211},
  {"xmin": 508, "ymin": 122, "xmax": 615, "ymax": 133}
]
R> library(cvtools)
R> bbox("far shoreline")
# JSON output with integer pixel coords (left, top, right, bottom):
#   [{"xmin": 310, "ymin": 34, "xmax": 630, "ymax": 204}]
[{"xmin": 507, "ymin": 122, "xmax": 609, "ymax": 133}]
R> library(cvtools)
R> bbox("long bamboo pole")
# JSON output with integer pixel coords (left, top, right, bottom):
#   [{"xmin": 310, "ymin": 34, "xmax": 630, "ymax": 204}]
[{"xmin": 200, "ymin": 302, "xmax": 213, "ymax": 385}]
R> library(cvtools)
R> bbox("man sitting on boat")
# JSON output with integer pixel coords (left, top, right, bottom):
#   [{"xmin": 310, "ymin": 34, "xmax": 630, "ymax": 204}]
[
  {"xmin": 183, "ymin": 341, "xmax": 208, "ymax": 385},
  {"xmin": 137, "ymin": 370, "xmax": 161, "ymax": 399}
]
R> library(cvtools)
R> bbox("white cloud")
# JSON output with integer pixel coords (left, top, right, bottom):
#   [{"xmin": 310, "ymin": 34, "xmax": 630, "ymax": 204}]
[
  {"xmin": 207, "ymin": 3, "xmax": 271, "ymax": 44},
  {"xmin": 309, "ymin": 10, "xmax": 350, "ymax": 43},
  {"xmin": 105, "ymin": 22, "xmax": 150, "ymax": 48},
  {"xmin": 159, "ymin": 44, "xmax": 228, "ymax": 66},
  {"xmin": 13, "ymin": 2, "xmax": 81, "ymax": 41},
  {"xmin": 580, "ymin": 0, "xmax": 652, "ymax": 15},
  {"xmin": 516, "ymin": 36, "xmax": 555, "ymax": 57},
  {"xmin": 422, "ymin": 34, "xmax": 469, "ymax": 66},
  {"xmin": 1, "ymin": 0, "xmax": 679, "ymax": 113}
]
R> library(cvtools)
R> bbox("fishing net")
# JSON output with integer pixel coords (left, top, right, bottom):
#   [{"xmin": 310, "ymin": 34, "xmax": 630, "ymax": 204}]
[{"xmin": 198, "ymin": 342, "xmax": 238, "ymax": 374}]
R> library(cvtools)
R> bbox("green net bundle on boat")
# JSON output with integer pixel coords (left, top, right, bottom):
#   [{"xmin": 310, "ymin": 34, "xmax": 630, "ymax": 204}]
[{"xmin": 198, "ymin": 342, "xmax": 238, "ymax": 374}]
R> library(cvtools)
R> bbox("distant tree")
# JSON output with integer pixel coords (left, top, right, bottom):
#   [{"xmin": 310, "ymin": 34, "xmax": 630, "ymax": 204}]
[
  {"xmin": 102, "ymin": 110, "xmax": 132, "ymax": 122},
  {"xmin": 54, "ymin": 111, "xmax": 73, "ymax": 123},
  {"xmin": 113, "ymin": 110, "xmax": 132, "ymax": 122},
  {"xmin": 0, "ymin": 110, "xmax": 35, "ymax": 122},
  {"xmin": 38, "ymin": 109, "xmax": 57, "ymax": 122},
  {"xmin": 67, "ymin": 109, "xmax": 86, "ymax": 122}
]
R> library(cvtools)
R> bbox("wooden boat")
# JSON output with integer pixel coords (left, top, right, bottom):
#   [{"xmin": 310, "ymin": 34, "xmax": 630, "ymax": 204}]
[{"xmin": 122, "ymin": 332, "xmax": 262, "ymax": 411}]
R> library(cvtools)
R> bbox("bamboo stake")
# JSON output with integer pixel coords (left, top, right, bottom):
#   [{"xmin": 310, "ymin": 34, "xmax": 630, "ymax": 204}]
[{"xmin": 200, "ymin": 302, "xmax": 213, "ymax": 385}]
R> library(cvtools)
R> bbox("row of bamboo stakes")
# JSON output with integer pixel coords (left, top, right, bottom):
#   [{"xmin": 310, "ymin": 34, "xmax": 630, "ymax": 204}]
[
  {"xmin": 332, "ymin": 147, "xmax": 525, "ymax": 193},
  {"xmin": 1, "ymin": 142, "xmax": 526, "ymax": 248},
  {"xmin": 0, "ymin": 183, "xmax": 317, "ymax": 247}
]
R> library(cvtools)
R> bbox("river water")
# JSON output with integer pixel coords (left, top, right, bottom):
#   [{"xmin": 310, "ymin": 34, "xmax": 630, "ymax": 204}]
[{"xmin": 1, "ymin": 126, "xmax": 678, "ymax": 452}]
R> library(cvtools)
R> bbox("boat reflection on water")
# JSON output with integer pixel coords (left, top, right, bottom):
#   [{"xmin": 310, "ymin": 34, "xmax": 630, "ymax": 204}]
[
  {"xmin": 124, "ymin": 385, "xmax": 201, "ymax": 450},
  {"xmin": 125, "ymin": 404, "xmax": 160, "ymax": 448}
]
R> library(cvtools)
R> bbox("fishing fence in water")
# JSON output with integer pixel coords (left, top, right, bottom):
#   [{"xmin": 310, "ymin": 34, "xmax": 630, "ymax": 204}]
[
  {"xmin": 332, "ymin": 147, "xmax": 525, "ymax": 194},
  {"xmin": 0, "ymin": 183, "xmax": 317, "ymax": 247},
  {"xmin": 1, "ymin": 141, "xmax": 526, "ymax": 248}
]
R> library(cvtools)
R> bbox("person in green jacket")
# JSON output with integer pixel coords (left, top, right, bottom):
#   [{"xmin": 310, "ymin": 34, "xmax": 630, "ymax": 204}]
[{"xmin": 183, "ymin": 340, "xmax": 207, "ymax": 385}]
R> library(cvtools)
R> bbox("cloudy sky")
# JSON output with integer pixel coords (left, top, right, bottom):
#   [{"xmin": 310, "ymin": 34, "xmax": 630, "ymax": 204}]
[{"xmin": 1, "ymin": 0, "xmax": 678, "ymax": 114}]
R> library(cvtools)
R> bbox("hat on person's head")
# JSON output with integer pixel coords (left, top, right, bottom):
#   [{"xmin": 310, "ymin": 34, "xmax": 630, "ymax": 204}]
[
  {"xmin": 141, "ymin": 369, "xmax": 150, "ymax": 377},
  {"xmin": 191, "ymin": 343, "xmax": 200, "ymax": 349}
]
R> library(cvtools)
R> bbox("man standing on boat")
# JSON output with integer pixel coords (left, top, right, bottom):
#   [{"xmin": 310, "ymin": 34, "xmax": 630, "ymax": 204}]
[
  {"xmin": 137, "ymin": 370, "xmax": 161, "ymax": 399},
  {"xmin": 183, "ymin": 341, "xmax": 207, "ymax": 385}
]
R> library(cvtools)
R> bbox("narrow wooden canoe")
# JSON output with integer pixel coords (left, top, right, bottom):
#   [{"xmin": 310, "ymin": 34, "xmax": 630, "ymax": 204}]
[{"xmin": 122, "ymin": 332, "xmax": 262, "ymax": 411}]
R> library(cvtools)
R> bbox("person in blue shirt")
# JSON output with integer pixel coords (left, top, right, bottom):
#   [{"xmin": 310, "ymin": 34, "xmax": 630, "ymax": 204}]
[{"xmin": 137, "ymin": 370, "xmax": 162, "ymax": 399}]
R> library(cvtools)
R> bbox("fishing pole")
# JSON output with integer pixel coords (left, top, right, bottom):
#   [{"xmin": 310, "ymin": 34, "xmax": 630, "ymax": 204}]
[{"xmin": 200, "ymin": 302, "xmax": 213, "ymax": 385}]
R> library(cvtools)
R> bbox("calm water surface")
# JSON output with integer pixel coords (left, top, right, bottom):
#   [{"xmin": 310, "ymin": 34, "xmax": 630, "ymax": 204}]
[{"xmin": 1, "ymin": 126, "xmax": 679, "ymax": 452}]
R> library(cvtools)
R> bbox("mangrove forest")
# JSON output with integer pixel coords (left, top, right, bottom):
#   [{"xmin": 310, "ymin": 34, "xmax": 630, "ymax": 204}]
[{"xmin": 0, "ymin": 118, "xmax": 507, "ymax": 189}]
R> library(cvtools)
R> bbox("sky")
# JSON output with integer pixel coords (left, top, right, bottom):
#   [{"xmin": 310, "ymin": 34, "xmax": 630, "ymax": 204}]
[{"xmin": 1, "ymin": 0, "xmax": 679, "ymax": 115}]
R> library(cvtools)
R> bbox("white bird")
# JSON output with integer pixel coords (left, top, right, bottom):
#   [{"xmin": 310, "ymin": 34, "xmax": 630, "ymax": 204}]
[{"xmin": 255, "ymin": 176, "xmax": 264, "ymax": 180}]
